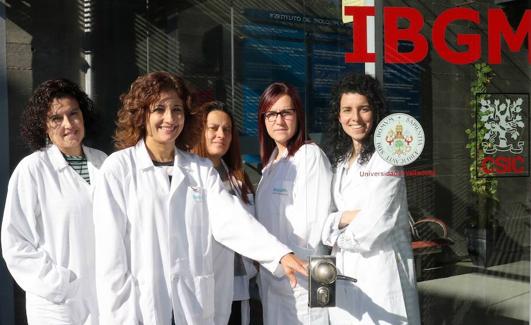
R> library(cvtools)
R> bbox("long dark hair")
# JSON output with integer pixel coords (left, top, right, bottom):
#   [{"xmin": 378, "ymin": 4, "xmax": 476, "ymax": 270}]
[
  {"xmin": 325, "ymin": 73, "xmax": 386, "ymax": 167},
  {"xmin": 193, "ymin": 101, "xmax": 254, "ymax": 204},
  {"xmin": 257, "ymin": 82, "xmax": 307, "ymax": 166}
]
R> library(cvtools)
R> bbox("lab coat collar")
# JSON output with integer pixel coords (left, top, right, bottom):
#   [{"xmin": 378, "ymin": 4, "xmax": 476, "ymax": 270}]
[
  {"xmin": 134, "ymin": 139, "xmax": 187, "ymax": 192},
  {"xmin": 170, "ymin": 150, "xmax": 187, "ymax": 193},
  {"xmin": 134, "ymin": 138, "xmax": 187, "ymax": 169},
  {"xmin": 263, "ymin": 146, "xmax": 289, "ymax": 172},
  {"xmin": 47, "ymin": 144, "xmax": 72, "ymax": 172},
  {"xmin": 337, "ymin": 159, "xmax": 349, "ymax": 171},
  {"xmin": 135, "ymin": 139, "xmax": 156, "ymax": 170},
  {"xmin": 82, "ymin": 145, "xmax": 102, "ymax": 168},
  {"xmin": 220, "ymin": 159, "xmax": 242, "ymax": 198},
  {"xmin": 275, "ymin": 147, "xmax": 290, "ymax": 160}
]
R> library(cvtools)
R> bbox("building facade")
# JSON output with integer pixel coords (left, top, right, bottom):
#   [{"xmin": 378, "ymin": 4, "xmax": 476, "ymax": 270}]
[{"xmin": 0, "ymin": 0, "xmax": 529, "ymax": 324}]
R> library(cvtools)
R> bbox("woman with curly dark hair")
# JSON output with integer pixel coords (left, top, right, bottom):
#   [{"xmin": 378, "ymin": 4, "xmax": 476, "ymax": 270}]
[
  {"xmin": 93, "ymin": 71, "xmax": 308, "ymax": 325},
  {"xmin": 321, "ymin": 73, "xmax": 420, "ymax": 325},
  {"xmin": 1, "ymin": 79, "xmax": 107, "ymax": 325}
]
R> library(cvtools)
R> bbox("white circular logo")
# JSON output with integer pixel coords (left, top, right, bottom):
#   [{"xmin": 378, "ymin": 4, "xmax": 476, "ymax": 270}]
[{"xmin": 374, "ymin": 113, "xmax": 425, "ymax": 166}]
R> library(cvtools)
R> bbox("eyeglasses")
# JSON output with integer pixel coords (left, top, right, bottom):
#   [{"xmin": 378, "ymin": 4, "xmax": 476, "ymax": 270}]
[{"xmin": 264, "ymin": 109, "xmax": 296, "ymax": 122}]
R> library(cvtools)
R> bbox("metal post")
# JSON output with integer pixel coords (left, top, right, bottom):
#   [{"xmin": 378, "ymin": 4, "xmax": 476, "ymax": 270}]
[
  {"xmin": 0, "ymin": 1, "xmax": 15, "ymax": 324},
  {"xmin": 82, "ymin": 0, "xmax": 94, "ymax": 97},
  {"xmin": 230, "ymin": 3, "xmax": 234, "ymax": 110},
  {"xmin": 374, "ymin": 0, "xmax": 384, "ymax": 84},
  {"xmin": 364, "ymin": 0, "xmax": 376, "ymax": 77}
]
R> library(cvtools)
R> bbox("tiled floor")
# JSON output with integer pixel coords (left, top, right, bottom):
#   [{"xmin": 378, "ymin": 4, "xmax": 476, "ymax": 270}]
[{"xmin": 418, "ymin": 260, "xmax": 529, "ymax": 325}]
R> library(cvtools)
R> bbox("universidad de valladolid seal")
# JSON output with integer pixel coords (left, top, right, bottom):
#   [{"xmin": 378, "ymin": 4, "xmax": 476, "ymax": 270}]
[{"xmin": 374, "ymin": 113, "xmax": 425, "ymax": 166}]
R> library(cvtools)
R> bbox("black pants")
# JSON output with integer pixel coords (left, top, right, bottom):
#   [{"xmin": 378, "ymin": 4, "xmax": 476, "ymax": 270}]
[{"xmin": 228, "ymin": 300, "xmax": 242, "ymax": 325}]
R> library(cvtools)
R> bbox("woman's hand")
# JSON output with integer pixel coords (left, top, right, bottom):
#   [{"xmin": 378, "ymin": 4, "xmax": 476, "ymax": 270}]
[
  {"xmin": 339, "ymin": 209, "xmax": 361, "ymax": 229},
  {"xmin": 280, "ymin": 253, "xmax": 308, "ymax": 288}
]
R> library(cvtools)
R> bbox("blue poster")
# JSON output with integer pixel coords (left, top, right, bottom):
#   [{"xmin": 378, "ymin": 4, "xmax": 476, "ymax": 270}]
[
  {"xmin": 311, "ymin": 33, "xmax": 363, "ymax": 132},
  {"xmin": 240, "ymin": 9, "xmax": 362, "ymax": 135},
  {"xmin": 383, "ymin": 42, "xmax": 423, "ymax": 119},
  {"xmin": 241, "ymin": 36, "xmax": 306, "ymax": 135}
]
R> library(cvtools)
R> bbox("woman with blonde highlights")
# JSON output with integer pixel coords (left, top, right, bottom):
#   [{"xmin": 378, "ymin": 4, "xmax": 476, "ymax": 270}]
[{"xmin": 93, "ymin": 72, "xmax": 308, "ymax": 325}]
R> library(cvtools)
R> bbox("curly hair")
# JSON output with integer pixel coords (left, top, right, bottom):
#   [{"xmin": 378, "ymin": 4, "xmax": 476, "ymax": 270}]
[
  {"xmin": 192, "ymin": 101, "xmax": 254, "ymax": 204},
  {"xmin": 325, "ymin": 73, "xmax": 387, "ymax": 168},
  {"xmin": 114, "ymin": 71, "xmax": 200, "ymax": 150},
  {"xmin": 20, "ymin": 79, "xmax": 97, "ymax": 151}
]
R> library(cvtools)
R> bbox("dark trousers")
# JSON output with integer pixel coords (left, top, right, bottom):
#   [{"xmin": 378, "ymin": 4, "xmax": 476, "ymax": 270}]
[{"xmin": 228, "ymin": 300, "xmax": 242, "ymax": 325}]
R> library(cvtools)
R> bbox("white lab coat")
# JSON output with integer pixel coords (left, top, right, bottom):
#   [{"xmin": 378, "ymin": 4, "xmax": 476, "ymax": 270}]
[
  {"xmin": 93, "ymin": 139, "xmax": 292, "ymax": 325},
  {"xmin": 1, "ymin": 144, "xmax": 107, "ymax": 325},
  {"xmin": 213, "ymin": 161, "xmax": 258, "ymax": 325},
  {"xmin": 213, "ymin": 238, "xmax": 257, "ymax": 325},
  {"xmin": 256, "ymin": 143, "xmax": 332, "ymax": 325},
  {"xmin": 321, "ymin": 153, "xmax": 420, "ymax": 325}
]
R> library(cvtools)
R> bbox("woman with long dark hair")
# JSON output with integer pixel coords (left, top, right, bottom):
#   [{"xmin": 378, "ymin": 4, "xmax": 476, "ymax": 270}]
[
  {"xmin": 322, "ymin": 73, "xmax": 420, "ymax": 324},
  {"xmin": 192, "ymin": 101, "xmax": 258, "ymax": 325},
  {"xmin": 255, "ymin": 82, "xmax": 332, "ymax": 325}
]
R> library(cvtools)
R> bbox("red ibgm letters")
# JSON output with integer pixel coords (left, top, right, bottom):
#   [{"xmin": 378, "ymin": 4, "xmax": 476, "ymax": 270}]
[
  {"xmin": 344, "ymin": 6, "xmax": 530, "ymax": 64},
  {"xmin": 344, "ymin": 6, "xmax": 376, "ymax": 63}
]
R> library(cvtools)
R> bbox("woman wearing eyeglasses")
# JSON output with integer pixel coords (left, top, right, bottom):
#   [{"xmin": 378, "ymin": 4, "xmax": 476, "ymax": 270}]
[{"xmin": 255, "ymin": 82, "xmax": 333, "ymax": 325}]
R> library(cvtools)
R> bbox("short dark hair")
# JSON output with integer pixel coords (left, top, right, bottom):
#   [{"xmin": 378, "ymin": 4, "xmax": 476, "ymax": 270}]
[
  {"xmin": 21, "ymin": 79, "xmax": 97, "ymax": 151},
  {"xmin": 325, "ymin": 73, "xmax": 387, "ymax": 167}
]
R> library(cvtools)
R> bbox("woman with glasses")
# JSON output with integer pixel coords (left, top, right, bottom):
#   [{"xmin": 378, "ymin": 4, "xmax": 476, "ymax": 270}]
[
  {"xmin": 192, "ymin": 101, "xmax": 258, "ymax": 325},
  {"xmin": 1, "ymin": 79, "xmax": 107, "ymax": 325},
  {"xmin": 255, "ymin": 82, "xmax": 332, "ymax": 325},
  {"xmin": 321, "ymin": 73, "xmax": 420, "ymax": 324},
  {"xmin": 93, "ymin": 72, "xmax": 308, "ymax": 325}
]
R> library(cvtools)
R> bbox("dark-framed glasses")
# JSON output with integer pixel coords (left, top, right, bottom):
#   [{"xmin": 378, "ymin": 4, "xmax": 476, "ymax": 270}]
[{"xmin": 264, "ymin": 109, "xmax": 296, "ymax": 122}]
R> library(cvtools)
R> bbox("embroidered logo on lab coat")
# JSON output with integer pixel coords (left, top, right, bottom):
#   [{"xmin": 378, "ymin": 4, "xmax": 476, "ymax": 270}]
[
  {"xmin": 272, "ymin": 187, "xmax": 288, "ymax": 196},
  {"xmin": 190, "ymin": 186, "xmax": 204, "ymax": 201}
]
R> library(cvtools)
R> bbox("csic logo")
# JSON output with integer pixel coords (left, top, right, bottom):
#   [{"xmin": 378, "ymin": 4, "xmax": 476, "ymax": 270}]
[
  {"xmin": 374, "ymin": 113, "xmax": 425, "ymax": 166},
  {"xmin": 477, "ymin": 94, "xmax": 529, "ymax": 177}
]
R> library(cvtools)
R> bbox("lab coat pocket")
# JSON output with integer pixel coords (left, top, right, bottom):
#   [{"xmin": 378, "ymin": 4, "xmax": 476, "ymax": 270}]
[
  {"xmin": 65, "ymin": 277, "xmax": 90, "ymax": 324},
  {"xmin": 271, "ymin": 180, "xmax": 292, "ymax": 200},
  {"xmin": 175, "ymin": 274, "xmax": 215, "ymax": 319},
  {"xmin": 26, "ymin": 291, "xmax": 88, "ymax": 325},
  {"xmin": 64, "ymin": 297, "xmax": 89, "ymax": 324},
  {"xmin": 64, "ymin": 276, "xmax": 81, "ymax": 300},
  {"xmin": 194, "ymin": 274, "xmax": 215, "ymax": 317}
]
